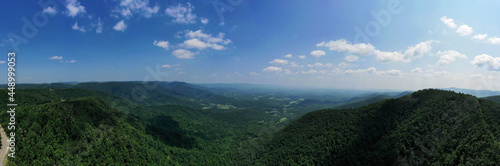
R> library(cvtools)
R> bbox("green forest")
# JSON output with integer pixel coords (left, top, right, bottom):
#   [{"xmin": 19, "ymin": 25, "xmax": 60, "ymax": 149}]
[{"xmin": 0, "ymin": 82, "xmax": 499, "ymax": 165}]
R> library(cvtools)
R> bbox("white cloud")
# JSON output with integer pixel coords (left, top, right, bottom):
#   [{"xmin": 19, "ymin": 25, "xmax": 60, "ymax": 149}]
[
  {"xmin": 338, "ymin": 62, "xmax": 358, "ymax": 68},
  {"xmin": 345, "ymin": 55, "xmax": 359, "ymax": 62},
  {"xmin": 66, "ymin": 0, "xmax": 86, "ymax": 17},
  {"xmin": 165, "ymin": 3, "xmax": 197, "ymax": 24},
  {"xmin": 379, "ymin": 70, "xmax": 402, "ymax": 76},
  {"xmin": 319, "ymin": 39, "xmax": 376, "ymax": 55},
  {"xmin": 301, "ymin": 69, "xmax": 318, "ymax": 74},
  {"xmin": 423, "ymin": 70, "xmax": 450, "ymax": 78},
  {"xmin": 113, "ymin": 20, "xmax": 127, "ymax": 32},
  {"xmin": 289, "ymin": 61, "xmax": 302, "ymax": 68},
  {"xmin": 316, "ymin": 41, "xmax": 325, "ymax": 47},
  {"xmin": 318, "ymin": 39, "xmax": 434, "ymax": 63},
  {"xmin": 154, "ymin": 40, "xmax": 169, "ymax": 50},
  {"xmin": 488, "ymin": 37, "xmax": 500, "ymax": 44},
  {"xmin": 473, "ymin": 33, "xmax": 487, "ymax": 40},
  {"xmin": 71, "ymin": 22, "xmax": 85, "ymax": 32},
  {"xmin": 411, "ymin": 67, "xmax": 423, "ymax": 73},
  {"xmin": 307, "ymin": 63, "xmax": 332, "ymax": 68},
  {"xmin": 117, "ymin": 0, "xmax": 159, "ymax": 18},
  {"xmin": 161, "ymin": 64, "xmax": 173, "ymax": 68},
  {"xmin": 181, "ymin": 30, "xmax": 231, "ymax": 50},
  {"xmin": 43, "ymin": 6, "xmax": 57, "ymax": 15},
  {"xmin": 344, "ymin": 67, "xmax": 377, "ymax": 75},
  {"xmin": 172, "ymin": 49, "xmax": 196, "ymax": 59},
  {"xmin": 471, "ymin": 54, "xmax": 500, "ymax": 71},
  {"xmin": 310, "ymin": 50, "xmax": 326, "ymax": 57},
  {"xmin": 436, "ymin": 50, "xmax": 467, "ymax": 66},
  {"xmin": 270, "ymin": 59, "xmax": 289, "ymax": 65},
  {"xmin": 66, "ymin": 60, "xmax": 77, "ymax": 63},
  {"xmin": 456, "ymin": 24, "xmax": 473, "ymax": 36},
  {"xmin": 185, "ymin": 30, "xmax": 231, "ymax": 44},
  {"xmin": 200, "ymin": 18, "xmax": 209, "ymax": 24},
  {"xmin": 49, "ymin": 56, "xmax": 63, "ymax": 60},
  {"xmin": 344, "ymin": 67, "xmax": 401, "ymax": 76},
  {"xmin": 376, "ymin": 40, "xmax": 434, "ymax": 63},
  {"xmin": 298, "ymin": 55, "xmax": 306, "ymax": 59},
  {"xmin": 440, "ymin": 16, "xmax": 457, "ymax": 29},
  {"xmin": 284, "ymin": 54, "xmax": 292, "ymax": 58},
  {"xmin": 263, "ymin": 66, "xmax": 283, "ymax": 72},
  {"xmin": 0, "ymin": 61, "xmax": 5, "ymax": 64}
]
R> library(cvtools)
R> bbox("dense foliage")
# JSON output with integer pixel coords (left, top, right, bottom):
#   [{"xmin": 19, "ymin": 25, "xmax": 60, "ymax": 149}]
[
  {"xmin": 255, "ymin": 89, "xmax": 500, "ymax": 165},
  {"xmin": 1, "ymin": 83, "xmax": 497, "ymax": 165}
]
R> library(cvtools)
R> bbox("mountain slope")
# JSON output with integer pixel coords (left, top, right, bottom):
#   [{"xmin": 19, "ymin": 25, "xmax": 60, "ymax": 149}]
[{"xmin": 255, "ymin": 89, "xmax": 500, "ymax": 165}]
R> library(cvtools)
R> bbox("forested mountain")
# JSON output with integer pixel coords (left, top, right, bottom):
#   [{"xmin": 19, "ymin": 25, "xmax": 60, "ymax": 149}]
[
  {"xmin": 4, "ymin": 82, "xmax": 490, "ymax": 165},
  {"xmin": 255, "ymin": 89, "xmax": 500, "ymax": 165},
  {"xmin": 482, "ymin": 95, "xmax": 500, "ymax": 104}
]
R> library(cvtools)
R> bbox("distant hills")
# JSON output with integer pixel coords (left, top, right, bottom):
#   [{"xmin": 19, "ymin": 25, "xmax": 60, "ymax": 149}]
[{"xmin": 441, "ymin": 87, "xmax": 500, "ymax": 98}]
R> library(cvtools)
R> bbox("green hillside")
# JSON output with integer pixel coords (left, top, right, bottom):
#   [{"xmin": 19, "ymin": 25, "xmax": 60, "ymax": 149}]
[
  {"xmin": 255, "ymin": 89, "xmax": 500, "ymax": 165},
  {"xmin": 482, "ymin": 95, "xmax": 500, "ymax": 104}
]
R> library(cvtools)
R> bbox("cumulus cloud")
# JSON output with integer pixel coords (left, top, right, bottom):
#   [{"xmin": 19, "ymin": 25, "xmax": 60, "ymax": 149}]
[
  {"xmin": 284, "ymin": 54, "xmax": 292, "ymax": 58},
  {"xmin": 113, "ymin": 20, "xmax": 127, "ymax": 32},
  {"xmin": 488, "ymin": 37, "xmax": 500, "ymax": 44},
  {"xmin": 172, "ymin": 49, "xmax": 196, "ymax": 59},
  {"xmin": 66, "ymin": 0, "xmax": 86, "ymax": 17},
  {"xmin": 316, "ymin": 41, "xmax": 325, "ymax": 47},
  {"xmin": 117, "ymin": 0, "xmax": 159, "ymax": 18},
  {"xmin": 473, "ymin": 33, "xmax": 487, "ymax": 40},
  {"xmin": 200, "ymin": 18, "xmax": 209, "ymax": 24},
  {"xmin": 154, "ymin": 40, "xmax": 169, "ymax": 50},
  {"xmin": 49, "ymin": 56, "xmax": 63, "ymax": 60},
  {"xmin": 0, "ymin": 61, "xmax": 5, "ymax": 64},
  {"xmin": 181, "ymin": 30, "xmax": 231, "ymax": 50},
  {"xmin": 72, "ymin": 22, "xmax": 86, "ymax": 32},
  {"xmin": 166, "ymin": 3, "xmax": 196, "ymax": 24},
  {"xmin": 317, "ymin": 39, "xmax": 434, "ymax": 63},
  {"xmin": 43, "ymin": 6, "xmax": 57, "ymax": 15},
  {"xmin": 345, "ymin": 55, "xmax": 359, "ymax": 62},
  {"xmin": 310, "ymin": 50, "xmax": 326, "ymax": 57},
  {"xmin": 298, "ymin": 55, "xmax": 306, "ymax": 59},
  {"xmin": 440, "ymin": 16, "xmax": 457, "ymax": 29},
  {"xmin": 319, "ymin": 39, "xmax": 376, "ymax": 55},
  {"xmin": 436, "ymin": 50, "xmax": 467, "ymax": 66},
  {"xmin": 307, "ymin": 63, "xmax": 332, "ymax": 68},
  {"xmin": 270, "ymin": 59, "xmax": 289, "ymax": 65},
  {"xmin": 263, "ymin": 66, "xmax": 283, "ymax": 72},
  {"xmin": 471, "ymin": 54, "xmax": 500, "ymax": 71},
  {"xmin": 456, "ymin": 24, "xmax": 473, "ymax": 36}
]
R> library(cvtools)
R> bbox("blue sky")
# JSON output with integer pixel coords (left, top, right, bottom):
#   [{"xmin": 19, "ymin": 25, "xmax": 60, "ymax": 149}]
[{"xmin": 1, "ymin": 0, "xmax": 500, "ymax": 90}]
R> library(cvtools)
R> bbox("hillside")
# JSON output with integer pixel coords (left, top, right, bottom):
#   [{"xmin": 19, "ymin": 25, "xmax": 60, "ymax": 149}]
[
  {"xmin": 255, "ymin": 89, "xmax": 500, "ymax": 165},
  {"xmin": 482, "ymin": 95, "xmax": 500, "ymax": 104}
]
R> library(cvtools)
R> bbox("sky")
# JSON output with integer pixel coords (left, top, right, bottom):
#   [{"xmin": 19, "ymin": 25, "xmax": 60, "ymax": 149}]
[{"xmin": 1, "ymin": 0, "xmax": 500, "ymax": 91}]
